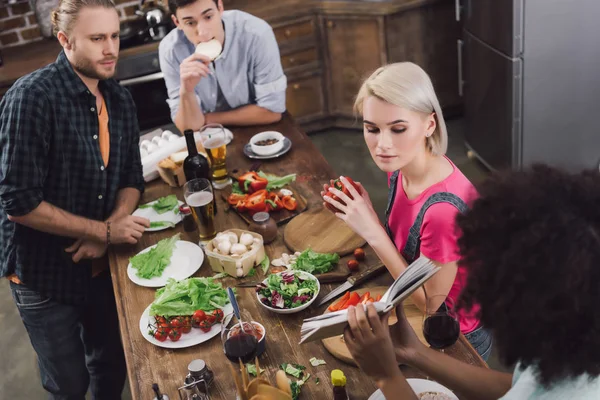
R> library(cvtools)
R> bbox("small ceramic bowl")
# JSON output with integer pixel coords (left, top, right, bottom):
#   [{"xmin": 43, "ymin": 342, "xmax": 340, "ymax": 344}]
[
  {"xmin": 249, "ymin": 131, "xmax": 285, "ymax": 156},
  {"xmin": 227, "ymin": 320, "xmax": 267, "ymax": 356},
  {"xmin": 257, "ymin": 270, "xmax": 320, "ymax": 314}
]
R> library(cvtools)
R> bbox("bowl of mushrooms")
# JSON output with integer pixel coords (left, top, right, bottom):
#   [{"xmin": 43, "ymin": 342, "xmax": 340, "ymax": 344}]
[{"xmin": 204, "ymin": 229, "xmax": 266, "ymax": 278}]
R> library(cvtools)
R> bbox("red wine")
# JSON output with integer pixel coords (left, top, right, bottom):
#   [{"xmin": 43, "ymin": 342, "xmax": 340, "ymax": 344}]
[
  {"xmin": 423, "ymin": 315, "xmax": 460, "ymax": 349},
  {"xmin": 223, "ymin": 333, "xmax": 258, "ymax": 363}
]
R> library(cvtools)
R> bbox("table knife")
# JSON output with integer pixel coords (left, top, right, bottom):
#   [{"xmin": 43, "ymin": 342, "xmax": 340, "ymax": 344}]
[
  {"xmin": 316, "ymin": 262, "xmax": 387, "ymax": 307},
  {"xmin": 236, "ymin": 271, "xmax": 351, "ymax": 287}
]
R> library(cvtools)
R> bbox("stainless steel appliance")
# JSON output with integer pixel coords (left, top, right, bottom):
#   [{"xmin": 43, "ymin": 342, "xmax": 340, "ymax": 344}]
[
  {"xmin": 115, "ymin": 21, "xmax": 174, "ymax": 131},
  {"xmin": 458, "ymin": 0, "xmax": 600, "ymax": 172}
]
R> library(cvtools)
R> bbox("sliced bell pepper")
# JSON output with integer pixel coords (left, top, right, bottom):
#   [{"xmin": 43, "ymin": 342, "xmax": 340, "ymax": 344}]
[
  {"xmin": 343, "ymin": 292, "xmax": 361, "ymax": 309},
  {"xmin": 359, "ymin": 292, "xmax": 371, "ymax": 305},
  {"xmin": 374, "ymin": 294, "xmax": 382, "ymax": 302},
  {"xmin": 235, "ymin": 200, "xmax": 247, "ymax": 212},
  {"xmin": 267, "ymin": 192, "xmax": 284, "ymax": 211},
  {"xmin": 365, "ymin": 298, "xmax": 375, "ymax": 304},
  {"xmin": 245, "ymin": 190, "xmax": 268, "ymax": 214},
  {"xmin": 328, "ymin": 291, "xmax": 350, "ymax": 312},
  {"xmin": 228, "ymin": 193, "xmax": 248, "ymax": 206},
  {"xmin": 238, "ymin": 172, "xmax": 268, "ymax": 193},
  {"xmin": 281, "ymin": 195, "xmax": 297, "ymax": 211}
]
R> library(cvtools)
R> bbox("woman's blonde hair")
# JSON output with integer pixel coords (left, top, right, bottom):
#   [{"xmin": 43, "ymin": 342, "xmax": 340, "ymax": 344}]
[
  {"xmin": 51, "ymin": 0, "xmax": 116, "ymax": 36},
  {"xmin": 354, "ymin": 62, "xmax": 448, "ymax": 156}
]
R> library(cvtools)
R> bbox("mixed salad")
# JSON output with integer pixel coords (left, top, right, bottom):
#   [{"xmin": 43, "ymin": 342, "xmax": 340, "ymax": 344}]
[{"xmin": 256, "ymin": 271, "xmax": 318, "ymax": 309}]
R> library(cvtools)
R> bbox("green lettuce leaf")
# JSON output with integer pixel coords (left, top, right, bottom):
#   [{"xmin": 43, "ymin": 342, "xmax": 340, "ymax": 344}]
[
  {"xmin": 149, "ymin": 277, "xmax": 229, "ymax": 317},
  {"xmin": 260, "ymin": 255, "xmax": 270, "ymax": 275},
  {"xmin": 257, "ymin": 172, "xmax": 297, "ymax": 190},
  {"xmin": 139, "ymin": 195, "xmax": 179, "ymax": 214},
  {"xmin": 129, "ymin": 234, "xmax": 180, "ymax": 279},
  {"xmin": 149, "ymin": 221, "xmax": 175, "ymax": 229},
  {"xmin": 291, "ymin": 249, "xmax": 339, "ymax": 274}
]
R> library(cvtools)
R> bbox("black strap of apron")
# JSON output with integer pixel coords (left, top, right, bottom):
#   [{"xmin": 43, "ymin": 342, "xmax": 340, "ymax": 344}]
[{"xmin": 384, "ymin": 171, "xmax": 469, "ymax": 263}]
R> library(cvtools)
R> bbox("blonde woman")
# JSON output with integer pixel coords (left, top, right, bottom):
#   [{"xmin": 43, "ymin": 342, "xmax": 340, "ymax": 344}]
[{"xmin": 322, "ymin": 62, "xmax": 491, "ymax": 359}]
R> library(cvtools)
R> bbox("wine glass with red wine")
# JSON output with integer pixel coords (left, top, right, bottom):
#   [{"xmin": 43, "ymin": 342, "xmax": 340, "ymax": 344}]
[
  {"xmin": 423, "ymin": 295, "xmax": 460, "ymax": 352},
  {"xmin": 221, "ymin": 313, "xmax": 260, "ymax": 363}
]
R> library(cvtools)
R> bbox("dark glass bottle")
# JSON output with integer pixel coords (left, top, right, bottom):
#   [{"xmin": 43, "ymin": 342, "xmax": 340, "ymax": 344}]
[{"xmin": 183, "ymin": 129, "xmax": 210, "ymax": 182}]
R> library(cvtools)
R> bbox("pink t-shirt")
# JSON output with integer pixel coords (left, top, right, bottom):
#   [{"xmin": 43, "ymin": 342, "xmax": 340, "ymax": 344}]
[{"xmin": 387, "ymin": 157, "xmax": 480, "ymax": 334}]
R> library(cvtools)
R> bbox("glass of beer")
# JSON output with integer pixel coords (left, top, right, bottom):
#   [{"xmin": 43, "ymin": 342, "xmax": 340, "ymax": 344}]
[
  {"xmin": 199, "ymin": 123, "xmax": 231, "ymax": 189},
  {"xmin": 183, "ymin": 178, "xmax": 216, "ymax": 241}
]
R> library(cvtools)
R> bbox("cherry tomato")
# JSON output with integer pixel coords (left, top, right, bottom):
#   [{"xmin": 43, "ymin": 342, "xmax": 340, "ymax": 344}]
[
  {"xmin": 169, "ymin": 316, "xmax": 184, "ymax": 330},
  {"xmin": 153, "ymin": 328, "xmax": 168, "ymax": 342},
  {"xmin": 353, "ymin": 248, "xmax": 366, "ymax": 261},
  {"xmin": 205, "ymin": 313, "xmax": 216, "ymax": 325},
  {"xmin": 157, "ymin": 321, "xmax": 171, "ymax": 334},
  {"xmin": 199, "ymin": 320, "xmax": 212, "ymax": 333},
  {"xmin": 182, "ymin": 316, "xmax": 192, "ymax": 334},
  {"xmin": 212, "ymin": 309, "xmax": 224, "ymax": 323},
  {"xmin": 347, "ymin": 260, "xmax": 360, "ymax": 272},
  {"xmin": 168, "ymin": 328, "xmax": 182, "ymax": 342},
  {"xmin": 154, "ymin": 316, "xmax": 167, "ymax": 325},
  {"xmin": 192, "ymin": 310, "xmax": 206, "ymax": 328}
]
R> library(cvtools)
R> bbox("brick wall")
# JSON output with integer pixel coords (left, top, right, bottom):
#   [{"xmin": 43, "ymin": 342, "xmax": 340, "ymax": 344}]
[{"xmin": 0, "ymin": 0, "xmax": 146, "ymax": 49}]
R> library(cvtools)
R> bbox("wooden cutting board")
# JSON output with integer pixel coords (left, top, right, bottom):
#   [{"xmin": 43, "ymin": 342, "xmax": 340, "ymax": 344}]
[
  {"xmin": 322, "ymin": 287, "xmax": 426, "ymax": 366},
  {"xmin": 283, "ymin": 208, "xmax": 366, "ymax": 256}
]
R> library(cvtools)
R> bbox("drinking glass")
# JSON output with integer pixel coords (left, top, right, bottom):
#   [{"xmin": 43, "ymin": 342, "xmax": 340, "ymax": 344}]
[
  {"xmin": 220, "ymin": 313, "xmax": 259, "ymax": 364},
  {"xmin": 422, "ymin": 295, "xmax": 460, "ymax": 352},
  {"xmin": 183, "ymin": 178, "xmax": 216, "ymax": 241},
  {"xmin": 199, "ymin": 124, "xmax": 231, "ymax": 189}
]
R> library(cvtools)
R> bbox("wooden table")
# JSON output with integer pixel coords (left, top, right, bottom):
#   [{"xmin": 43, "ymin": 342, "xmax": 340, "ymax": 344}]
[{"xmin": 108, "ymin": 114, "xmax": 486, "ymax": 400}]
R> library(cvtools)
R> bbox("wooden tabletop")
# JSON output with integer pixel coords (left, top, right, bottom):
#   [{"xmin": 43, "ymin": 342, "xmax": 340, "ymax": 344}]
[{"xmin": 108, "ymin": 113, "xmax": 486, "ymax": 400}]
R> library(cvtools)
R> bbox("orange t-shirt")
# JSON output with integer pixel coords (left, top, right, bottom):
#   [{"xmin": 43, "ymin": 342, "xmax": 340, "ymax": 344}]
[{"xmin": 7, "ymin": 96, "xmax": 110, "ymax": 285}]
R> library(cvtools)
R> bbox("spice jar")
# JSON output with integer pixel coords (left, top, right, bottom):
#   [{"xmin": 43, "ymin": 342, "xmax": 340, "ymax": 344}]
[
  {"xmin": 179, "ymin": 205, "xmax": 197, "ymax": 232},
  {"xmin": 248, "ymin": 212, "xmax": 277, "ymax": 244}
]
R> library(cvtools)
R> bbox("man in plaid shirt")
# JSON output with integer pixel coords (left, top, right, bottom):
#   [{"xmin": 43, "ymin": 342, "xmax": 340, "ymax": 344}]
[{"xmin": 0, "ymin": 0, "xmax": 150, "ymax": 398}]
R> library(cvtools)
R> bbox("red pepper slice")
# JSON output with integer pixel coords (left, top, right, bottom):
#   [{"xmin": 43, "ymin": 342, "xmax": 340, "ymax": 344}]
[
  {"xmin": 268, "ymin": 192, "xmax": 284, "ymax": 211},
  {"xmin": 235, "ymin": 200, "xmax": 247, "ymax": 212},
  {"xmin": 245, "ymin": 190, "xmax": 268, "ymax": 213},
  {"xmin": 343, "ymin": 292, "xmax": 361, "ymax": 309},
  {"xmin": 374, "ymin": 294, "xmax": 382, "ymax": 302},
  {"xmin": 328, "ymin": 291, "xmax": 350, "ymax": 312},
  {"xmin": 359, "ymin": 292, "xmax": 371, "ymax": 305},
  {"xmin": 228, "ymin": 193, "xmax": 247, "ymax": 206},
  {"xmin": 281, "ymin": 195, "xmax": 297, "ymax": 211},
  {"xmin": 238, "ymin": 172, "xmax": 268, "ymax": 193}
]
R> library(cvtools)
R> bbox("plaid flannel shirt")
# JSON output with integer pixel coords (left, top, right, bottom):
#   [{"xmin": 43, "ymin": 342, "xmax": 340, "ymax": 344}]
[{"xmin": 0, "ymin": 51, "xmax": 144, "ymax": 305}]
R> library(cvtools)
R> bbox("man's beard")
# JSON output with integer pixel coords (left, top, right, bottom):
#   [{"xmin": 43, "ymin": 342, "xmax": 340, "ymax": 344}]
[{"xmin": 73, "ymin": 54, "xmax": 117, "ymax": 80}]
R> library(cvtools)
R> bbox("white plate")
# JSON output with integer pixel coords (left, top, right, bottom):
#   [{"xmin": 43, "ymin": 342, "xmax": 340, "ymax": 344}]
[
  {"xmin": 368, "ymin": 379, "xmax": 458, "ymax": 400},
  {"xmin": 243, "ymin": 137, "xmax": 292, "ymax": 160},
  {"xmin": 139, "ymin": 302, "xmax": 234, "ymax": 349},
  {"xmin": 133, "ymin": 199, "xmax": 184, "ymax": 232},
  {"xmin": 256, "ymin": 270, "xmax": 320, "ymax": 314},
  {"xmin": 127, "ymin": 240, "xmax": 204, "ymax": 288}
]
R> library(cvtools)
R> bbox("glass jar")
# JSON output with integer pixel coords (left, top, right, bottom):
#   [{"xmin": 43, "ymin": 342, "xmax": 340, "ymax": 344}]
[{"xmin": 248, "ymin": 212, "xmax": 277, "ymax": 244}]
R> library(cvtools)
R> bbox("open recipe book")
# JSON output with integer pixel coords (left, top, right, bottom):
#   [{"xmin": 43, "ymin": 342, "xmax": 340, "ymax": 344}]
[{"xmin": 299, "ymin": 257, "xmax": 440, "ymax": 344}]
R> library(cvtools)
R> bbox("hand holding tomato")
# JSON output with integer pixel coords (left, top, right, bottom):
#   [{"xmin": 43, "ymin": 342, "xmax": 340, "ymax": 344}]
[{"xmin": 322, "ymin": 176, "xmax": 381, "ymax": 240}]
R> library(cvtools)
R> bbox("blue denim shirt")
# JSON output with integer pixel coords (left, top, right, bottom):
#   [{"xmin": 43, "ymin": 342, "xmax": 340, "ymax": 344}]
[{"xmin": 159, "ymin": 10, "xmax": 287, "ymax": 120}]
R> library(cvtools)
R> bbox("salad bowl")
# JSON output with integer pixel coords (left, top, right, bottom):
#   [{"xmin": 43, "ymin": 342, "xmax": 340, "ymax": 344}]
[{"xmin": 256, "ymin": 270, "xmax": 320, "ymax": 314}]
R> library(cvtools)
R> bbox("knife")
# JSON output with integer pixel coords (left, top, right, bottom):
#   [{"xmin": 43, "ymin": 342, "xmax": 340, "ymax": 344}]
[
  {"xmin": 316, "ymin": 262, "xmax": 387, "ymax": 307},
  {"xmin": 236, "ymin": 271, "xmax": 351, "ymax": 287}
]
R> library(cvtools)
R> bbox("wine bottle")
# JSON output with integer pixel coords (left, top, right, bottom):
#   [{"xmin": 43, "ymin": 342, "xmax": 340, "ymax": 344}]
[
  {"xmin": 183, "ymin": 129, "xmax": 210, "ymax": 182},
  {"xmin": 182, "ymin": 129, "xmax": 218, "ymax": 215}
]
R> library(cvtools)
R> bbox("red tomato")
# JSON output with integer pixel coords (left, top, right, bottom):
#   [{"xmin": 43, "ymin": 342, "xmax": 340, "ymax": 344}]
[
  {"xmin": 199, "ymin": 320, "xmax": 212, "ymax": 333},
  {"xmin": 168, "ymin": 328, "xmax": 182, "ymax": 342},
  {"xmin": 212, "ymin": 309, "xmax": 224, "ymax": 323},
  {"xmin": 347, "ymin": 260, "xmax": 360, "ymax": 272},
  {"xmin": 153, "ymin": 328, "xmax": 168, "ymax": 342},
  {"xmin": 154, "ymin": 316, "xmax": 167, "ymax": 324},
  {"xmin": 182, "ymin": 316, "xmax": 192, "ymax": 334},
  {"xmin": 192, "ymin": 310, "xmax": 206, "ymax": 328},
  {"xmin": 169, "ymin": 316, "xmax": 184, "ymax": 330},
  {"xmin": 157, "ymin": 321, "xmax": 171, "ymax": 334},
  {"xmin": 205, "ymin": 313, "xmax": 216, "ymax": 325}
]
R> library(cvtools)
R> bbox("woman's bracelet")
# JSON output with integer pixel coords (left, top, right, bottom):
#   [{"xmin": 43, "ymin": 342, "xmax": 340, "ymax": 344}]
[{"xmin": 106, "ymin": 221, "xmax": 112, "ymax": 246}]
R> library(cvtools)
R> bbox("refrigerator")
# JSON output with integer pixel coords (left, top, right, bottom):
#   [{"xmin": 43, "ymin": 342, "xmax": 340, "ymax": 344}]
[{"xmin": 458, "ymin": 0, "xmax": 600, "ymax": 172}]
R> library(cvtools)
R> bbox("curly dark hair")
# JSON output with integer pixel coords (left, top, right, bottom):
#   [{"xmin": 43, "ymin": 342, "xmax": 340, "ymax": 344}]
[{"xmin": 456, "ymin": 164, "xmax": 600, "ymax": 386}]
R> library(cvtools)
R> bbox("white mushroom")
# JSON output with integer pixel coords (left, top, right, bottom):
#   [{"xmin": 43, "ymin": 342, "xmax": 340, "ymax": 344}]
[
  {"xmin": 236, "ymin": 267, "xmax": 244, "ymax": 277},
  {"xmin": 217, "ymin": 240, "xmax": 231, "ymax": 255},
  {"xmin": 271, "ymin": 258, "xmax": 285, "ymax": 267},
  {"xmin": 227, "ymin": 232, "xmax": 239, "ymax": 244},
  {"xmin": 239, "ymin": 233, "xmax": 254, "ymax": 247},
  {"xmin": 230, "ymin": 243, "xmax": 247, "ymax": 256},
  {"xmin": 281, "ymin": 253, "xmax": 290, "ymax": 264}
]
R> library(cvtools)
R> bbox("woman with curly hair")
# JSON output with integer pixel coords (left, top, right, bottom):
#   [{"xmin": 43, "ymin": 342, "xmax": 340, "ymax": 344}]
[
  {"xmin": 322, "ymin": 62, "xmax": 491, "ymax": 359},
  {"xmin": 343, "ymin": 165, "xmax": 600, "ymax": 399}
]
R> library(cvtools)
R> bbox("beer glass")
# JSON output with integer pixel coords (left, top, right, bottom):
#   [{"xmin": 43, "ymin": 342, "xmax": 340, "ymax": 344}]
[
  {"xmin": 199, "ymin": 124, "xmax": 231, "ymax": 189},
  {"xmin": 183, "ymin": 178, "xmax": 216, "ymax": 241}
]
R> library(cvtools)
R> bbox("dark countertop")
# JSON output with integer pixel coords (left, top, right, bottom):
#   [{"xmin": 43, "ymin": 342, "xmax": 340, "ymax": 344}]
[{"xmin": 0, "ymin": 39, "xmax": 161, "ymax": 91}]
